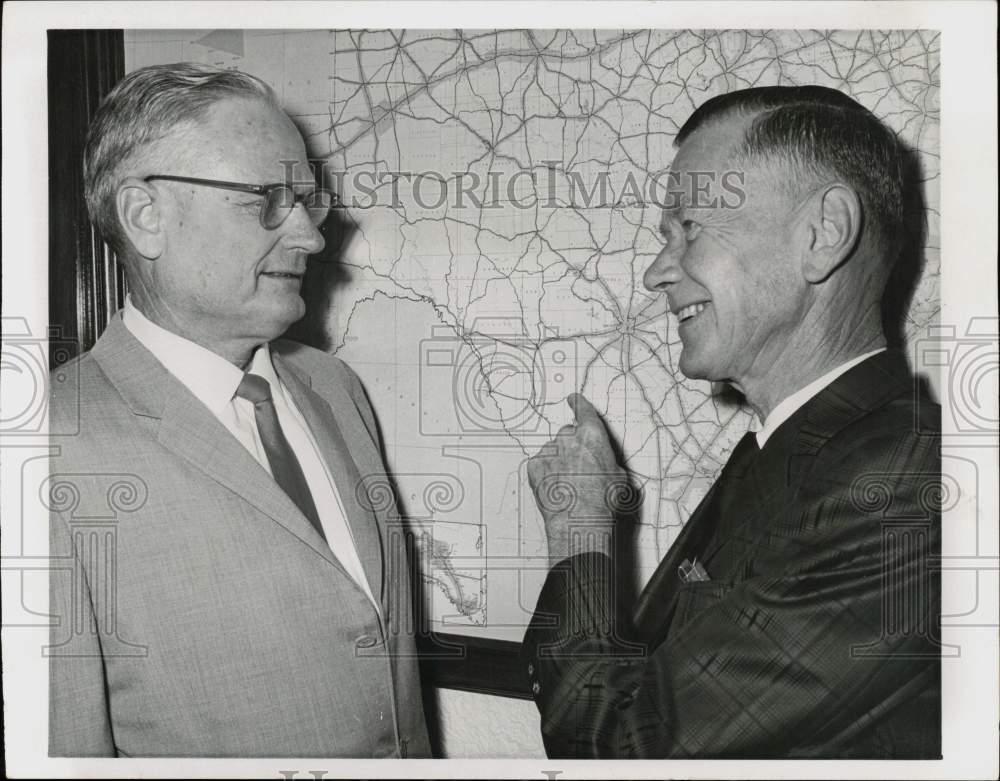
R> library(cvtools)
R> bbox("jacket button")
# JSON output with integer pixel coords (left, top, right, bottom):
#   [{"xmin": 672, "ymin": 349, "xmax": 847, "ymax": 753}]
[
  {"xmin": 532, "ymin": 681, "xmax": 541, "ymax": 695},
  {"xmin": 527, "ymin": 663, "xmax": 534, "ymax": 675},
  {"xmin": 355, "ymin": 634, "xmax": 378, "ymax": 648}
]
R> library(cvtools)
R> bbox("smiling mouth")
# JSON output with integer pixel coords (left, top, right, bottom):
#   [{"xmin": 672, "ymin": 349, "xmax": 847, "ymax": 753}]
[
  {"xmin": 261, "ymin": 271, "xmax": 303, "ymax": 280},
  {"xmin": 677, "ymin": 302, "xmax": 709, "ymax": 323}
]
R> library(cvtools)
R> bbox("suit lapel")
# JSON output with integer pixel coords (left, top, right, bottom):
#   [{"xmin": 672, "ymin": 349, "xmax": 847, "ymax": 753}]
[
  {"xmin": 274, "ymin": 356, "xmax": 385, "ymax": 607},
  {"xmin": 701, "ymin": 351, "xmax": 915, "ymax": 571},
  {"xmin": 635, "ymin": 350, "xmax": 915, "ymax": 643},
  {"xmin": 694, "ymin": 354, "xmax": 903, "ymax": 569},
  {"xmin": 697, "ymin": 431, "xmax": 788, "ymax": 570},
  {"xmin": 91, "ymin": 315, "xmax": 348, "ymax": 572}
]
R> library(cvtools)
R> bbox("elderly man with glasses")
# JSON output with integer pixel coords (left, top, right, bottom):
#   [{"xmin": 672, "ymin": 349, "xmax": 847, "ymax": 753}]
[{"xmin": 48, "ymin": 63, "xmax": 430, "ymax": 758}]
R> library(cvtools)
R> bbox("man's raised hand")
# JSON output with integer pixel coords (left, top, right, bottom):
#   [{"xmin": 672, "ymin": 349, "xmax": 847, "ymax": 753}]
[{"xmin": 527, "ymin": 394, "xmax": 634, "ymax": 566}]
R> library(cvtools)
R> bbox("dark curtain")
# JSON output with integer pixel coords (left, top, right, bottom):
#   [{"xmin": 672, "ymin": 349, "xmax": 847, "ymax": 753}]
[{"xmin": 48, "ymin": 30, "xmax": 126, "ymax": 368}]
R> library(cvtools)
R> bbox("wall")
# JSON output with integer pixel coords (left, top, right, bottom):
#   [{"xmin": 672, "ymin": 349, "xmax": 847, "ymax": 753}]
[{"xmin": 429, "ymin": 689, "xmax": 543, "ymax": 757}]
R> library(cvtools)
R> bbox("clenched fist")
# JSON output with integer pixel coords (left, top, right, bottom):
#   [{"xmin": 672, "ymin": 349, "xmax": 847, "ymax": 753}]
[{"xmin": 527, "ymin": 394, "xmax": 637, "ymax": 566}]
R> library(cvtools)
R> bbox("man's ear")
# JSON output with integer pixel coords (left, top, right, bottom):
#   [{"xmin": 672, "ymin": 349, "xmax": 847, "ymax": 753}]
[
  {"xmin": 116, "ymin": 177, "xmax": 165, "ymax": 259},
  {"xmin": 801, "ymin": 183, "xmax": 862, "ymax": 283}
]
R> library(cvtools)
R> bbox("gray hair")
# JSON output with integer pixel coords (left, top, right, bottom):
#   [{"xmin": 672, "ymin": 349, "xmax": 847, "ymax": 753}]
[
  {"xmin": 83, "ymin": 62, "xmax": 278, "ymax": 255},
  {"xmin": 676, "ymin": 85, "xmax": 906, "ymax": 264}
]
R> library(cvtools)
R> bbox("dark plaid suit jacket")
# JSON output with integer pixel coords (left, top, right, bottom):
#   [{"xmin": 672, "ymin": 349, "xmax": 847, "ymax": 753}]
[{"xmin": 522, "ymin": 350, "xmax": 941, "ymax": 758}]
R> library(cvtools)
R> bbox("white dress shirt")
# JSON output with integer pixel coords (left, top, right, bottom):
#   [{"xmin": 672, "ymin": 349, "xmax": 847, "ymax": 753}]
[
  {"xmin": 122, "ymin": 297, "xmax": 379, "ymax": 609},
  {"xmin": 755, "ymin": 348, "xmax": 886, "ymax": 448}
]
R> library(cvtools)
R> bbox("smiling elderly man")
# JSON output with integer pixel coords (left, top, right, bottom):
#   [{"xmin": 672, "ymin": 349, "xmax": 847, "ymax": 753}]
[
  {"xmin": 48, "ymin": 63, "xmax": 429, "ymax": 757},
  {"xmin": 523, "ymin": 86, "xmax": 941, "ymax": 758}
]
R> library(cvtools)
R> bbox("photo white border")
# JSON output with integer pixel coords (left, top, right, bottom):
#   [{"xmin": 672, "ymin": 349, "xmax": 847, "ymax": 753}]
[{"xmin": 3, "ymin": 2, "xmax": 997, "ymax": 778}]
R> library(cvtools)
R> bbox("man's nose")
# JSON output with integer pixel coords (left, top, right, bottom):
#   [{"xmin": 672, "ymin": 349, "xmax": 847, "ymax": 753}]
[
  {"xmin": 643, "ymin": 242, "xmax": 684, "ymax": 293},
  {"xmin": 282, "ymin": 204, "xmax": 326, "ymax": 255}
]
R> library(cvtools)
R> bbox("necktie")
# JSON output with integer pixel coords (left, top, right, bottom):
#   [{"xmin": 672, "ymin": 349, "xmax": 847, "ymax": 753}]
[{"xmin": 235, "ymin": 373, "xmax": 326, "ymax": 542}]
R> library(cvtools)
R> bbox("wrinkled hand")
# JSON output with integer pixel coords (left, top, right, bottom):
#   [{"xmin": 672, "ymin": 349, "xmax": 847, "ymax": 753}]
[{"xmin": 527, "ymin": 394, "xmax": 632, "ymax": 566}]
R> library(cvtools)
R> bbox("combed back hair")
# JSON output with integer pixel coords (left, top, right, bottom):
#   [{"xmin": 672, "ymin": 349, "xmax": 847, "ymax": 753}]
[
  {"xmin": 676, "ymin": 85, "xmax": 906, "ymax": 264},
  {"xmin": 83, "ymin": 63, "xmax": 278, "ymax": 255}
]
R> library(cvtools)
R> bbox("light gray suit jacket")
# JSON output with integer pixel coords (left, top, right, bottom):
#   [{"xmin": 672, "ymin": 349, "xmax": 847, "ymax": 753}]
[{"xmin": 48, "ymin": 314, "xmax": 431, "ymax": 757}]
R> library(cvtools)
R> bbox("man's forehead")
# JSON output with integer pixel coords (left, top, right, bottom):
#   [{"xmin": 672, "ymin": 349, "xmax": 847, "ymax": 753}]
[
  {"xmin": 671, "ymin": 113, "xmax": 755, "ymax": 173},
  {"xmin": 202, "ymin": 95, "xmax": 290, "ymax": 132},
  {"xmin": 179, "ymin": 97, "xmax": 312, "ymax": 180},
  {"xmin": 660, "ymin": 111, "xmax": 792, "ymax": 217}
]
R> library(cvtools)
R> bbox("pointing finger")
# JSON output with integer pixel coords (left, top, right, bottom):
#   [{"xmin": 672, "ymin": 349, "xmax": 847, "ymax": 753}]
[
  {"xmin": 567, "ymin": 392, "xmax": 600, "ymax": 425},
  {"xmin": 568, "ymin": 392, "xmax": 617, "ymax": 456}
]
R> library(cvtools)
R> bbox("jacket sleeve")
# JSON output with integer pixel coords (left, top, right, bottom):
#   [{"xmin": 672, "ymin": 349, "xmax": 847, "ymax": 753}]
[
  {"xmin": 49, "ymin": 509, "xmax": 116, "ymax": 756},
  {"xmin": 521, "ymin": 429, "xmax": 941, "ymax": 758}
]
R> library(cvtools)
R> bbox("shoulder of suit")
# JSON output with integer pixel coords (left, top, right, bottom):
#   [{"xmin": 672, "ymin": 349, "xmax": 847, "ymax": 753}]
[
  {"xmin": 48, "ymin": 348, "xmax": 146, "ymax": 459},
  {"xmin": 49, "ymin": 349, "xmax": 111, "ymax": 419},
  {"xmin": 808, "ymin": 378, "xmax": 941, "ymax": 478},
  {"xmin": 839, "ymin": 379, "xmax": 940, "ymax": 443}
]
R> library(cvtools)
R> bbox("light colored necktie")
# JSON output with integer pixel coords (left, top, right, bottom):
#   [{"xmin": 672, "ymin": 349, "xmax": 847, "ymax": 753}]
[{"xmin": 236, "ymin": 373, "xmax": 326, "ymax": 542}]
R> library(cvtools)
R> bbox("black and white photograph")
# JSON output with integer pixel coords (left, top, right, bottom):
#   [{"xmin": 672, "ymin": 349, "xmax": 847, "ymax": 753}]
[{"xmin": 1, "ymin": 2, "xmax": 996, "ymax": 778}]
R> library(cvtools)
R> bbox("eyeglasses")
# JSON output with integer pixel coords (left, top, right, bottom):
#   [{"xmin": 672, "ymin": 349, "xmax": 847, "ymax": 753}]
[{"xmin": 144, "ymin": 175, "xmax": 339, "ymax": 230}]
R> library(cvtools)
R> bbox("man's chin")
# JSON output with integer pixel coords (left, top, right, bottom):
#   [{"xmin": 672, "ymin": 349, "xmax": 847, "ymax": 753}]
[
  {"xmin": 260, "ymin": 297, "xmax": 307, "ymax": 339},
  {"xmin": 678, "ymin": 350, "xmax": 708, "ymax": 381},
  {"xmin": 678, "ymin": 351, "xmax": 729, "ymax": 386}
]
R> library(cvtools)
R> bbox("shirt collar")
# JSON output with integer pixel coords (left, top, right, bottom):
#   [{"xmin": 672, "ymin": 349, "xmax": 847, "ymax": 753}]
[
  {"xmin": 121, "ymin": 295, "xmax": 272, "ymax": 416},
  {"xmin": 245, "ymin": 338, "xmax": 285, "ymax": 404},
  {"xmin": 755, "ymin": 348, "xmax": 887, "ymax": 448}
]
